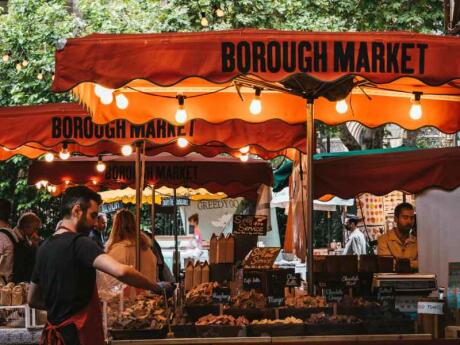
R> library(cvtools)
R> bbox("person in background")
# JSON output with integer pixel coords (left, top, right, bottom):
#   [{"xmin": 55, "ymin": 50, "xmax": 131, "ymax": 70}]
[
  {"xmin": 188, "ymin": 213, "xmax": 203, "ymax": 248},
  {"xmin": 89, "ymin": 213, "xmax": 107, "ymax": 249},
  {"xmin": 150, "ymin": 231, "xmax": 175, "ymax": 283},
  {"xmin": 0, "ymin": 199, "xmax": 13, "ymax": 283},
  {"xmin": 342, "ymin": 215, "xmax": 367, "ymax": 255},
  {"xmin": 378, "ymin": 202, "xmax": 418, "ymax": 270},
  {"xmin": 106, "ymin": 209, "xmax": 157, "ymax": 284},
  {"xmin": 28, "ymin": 186, "xmax": 169, "ymax": 345}
]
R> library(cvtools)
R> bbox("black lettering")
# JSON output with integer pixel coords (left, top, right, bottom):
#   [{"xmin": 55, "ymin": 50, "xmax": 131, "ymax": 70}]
[
  {"xmin": 417, "ymin": 43, "xmax": 428, "ymax": 74},
  {"xmin": 298, "ymin": 41, "xmax": 312, "ymax": 72},
  {"xmin": 105, "ymin": 123, "xmax": 114, "ymax": 139},
  {"xmin": 130, "ymin": 124, "xmax": 145, "ymax": 138},
  {"xmin": 236, "ymin": 41, "xmax": 251, "ymax": 73},
  {"xmin": 63, "ymin": 117, "xmax": 72, "ymax": 138},
  {"xmin": 282, "ymin": 41, "xmax": 296, "ymax": 72},
  {"xmin": 177, "ymin": 126, "xmax": 186, "ymax": 136},
  {"xmin": 189, "ymin": 120, "xmax": 195, "ymax": 137},
  {"xmin": 116, "ymin": 120, "xmax": 126, "ymax": 138},
  {"xmin": 371, "ymin": 42, "xmax": 385, "ymax": 73},
  {"xmin": 386, "ymin": 43, "xmax": 399, "ymax": 73},
  {"xmin": 73, "ymin": 117, "xmax": 83, "ymax": 138},
  {"xmin": 83, "ymin": 117, "xmax": 93, "ymax": 138},
  {"xmin": 157, "ymin": 120, "xmax": 167, "ymax": 138},
  {"xmin": 145, "ymin": 122, "xmax": 155, "ymax": 138},
  {"xmin": 401, "ymin": 43, "xmax": 415, "ymax": 74},
  {"xmin": 356, "ymin": 42, "xmax": 370, "ymax": 72},
  {"xmin": 51, "ymin": 117, "xmax": 61, "ymax": 138},
  {"xmin": 267, "ymin": 41, "xmax": 281, "ymax": 73},
  {"xmin": 252, "ymin": 41, "xmax": 266, "ymax": 72},
  {"xmin": 334, "ymin": 42, "xmax": 355, "ymax": 72},
  {"xmin": 221, "ymin": 42, "xmax": 235, "ymax": 72},
  {"xmin": 94, "ymin": 123, "xmax": 104, "ymax": 139},
  {"xmin": 167, "ymin": 124, "xmax": 176, "ymax": 137},
  {"xmin": 314, "ymin": 42, "xmax": 327, "ymax": 72}
]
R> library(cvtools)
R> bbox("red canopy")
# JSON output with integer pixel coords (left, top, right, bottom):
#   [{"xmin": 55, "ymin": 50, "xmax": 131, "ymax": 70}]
[
  {"xmin": 53, "ymin": 30, "xmax": 460, "ymax": 132},
  {"xmin": 314, "ymin": 147, "xmax": 460, "ymax": 199},
  {"xmin": 0, "ymin": 103, "xmax": 304, "ymax": 159},
  {"xmin": 27, "ymin": 153, "xmax": 273, "ymax": 200}
]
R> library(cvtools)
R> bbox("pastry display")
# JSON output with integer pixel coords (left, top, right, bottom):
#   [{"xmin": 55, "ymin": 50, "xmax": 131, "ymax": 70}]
[
  {"xmin": 195, "ymin": 314, "xmax": 249, "ymax": 326},
  {"xmin": 251, "ymin": 317, "xmax": 303, "ymax": 325},
  {"xmin": 306, "ymin": 312, "xmax": 361, "ymax": 325},
  {"xmin": 185, "ymin": 282, "xmax": 218, "ymax": 305},
  {"xmin": 285, "ymin": 295, "xmax": 327, "ymax": 308},
  {"xmin": 232, "ymin": 289, "xmax": 266, "ymax": 309}
]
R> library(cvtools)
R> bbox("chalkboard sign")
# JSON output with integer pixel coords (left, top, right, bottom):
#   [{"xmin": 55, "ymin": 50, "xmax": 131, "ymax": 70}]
[
  {"xmin": 100, "ymin": 201, "xmax": 123, "ymax": 214},
  {"xmin": 212, "ymin": 287, "xmax": 231, "ymax": 304},
  {"xmin": 243, "ymin": 247, "xmax": 280, "ymax": 270},
  {"xmin": 377, "ymin": 286, "xmax": 395, "ymax": 308},
  {"xmin": 233, "ymin": 215, "xmax": 268, "ymax": 235},
  {"xmin": 325, "ymin": 288, "xmax": 344, "ymax": 303},
  {"xmin": 161, "ymin": 197, "xmax": 190, "ymax": 207},
  {"xmin": 268, "ymin": 296, "xmax": 285, "ymax": 307},
  {"xmin": 341, "ymin": 275, "xmax": 359, "ymax": 288},
  {"xmin": 243, "ymin": 273, "xmax": 263, "ymax": 291},
  {"xmin": 286, "ymin": 273, "xmax": 301, "ymax": 287}
]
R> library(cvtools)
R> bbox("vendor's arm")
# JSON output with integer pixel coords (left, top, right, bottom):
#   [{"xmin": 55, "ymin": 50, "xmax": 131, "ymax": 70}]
[
  {"xmin": 377, "ymin": 235, "xmax": 391, "ymax": 256},
  {"xmin": 27, "ymin": 283, "xmax": 46, "ymax": 310}
]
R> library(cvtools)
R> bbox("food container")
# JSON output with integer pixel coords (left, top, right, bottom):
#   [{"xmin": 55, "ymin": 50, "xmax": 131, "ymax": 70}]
[
  {"xmin": 184, "ymin": 305, "xmax": 220, "ymax": 322},
  {"xmin": 225, "ymin": 308, "xmax": 275, "ymax": 322},
  {"xmin": 278, "ymin": 307, "xmax": 333, "ymax": 321}
]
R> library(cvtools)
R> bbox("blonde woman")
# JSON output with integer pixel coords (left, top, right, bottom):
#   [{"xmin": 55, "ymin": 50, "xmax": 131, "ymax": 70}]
[{"xmin": 106, "ymin": 209, "xmax": 157, "ymax": 283}]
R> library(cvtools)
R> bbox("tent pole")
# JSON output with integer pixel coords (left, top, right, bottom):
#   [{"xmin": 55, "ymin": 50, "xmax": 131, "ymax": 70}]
[
  {"xmin": 306, "ymin": 98, "xmax": 315, "ymax": 295},
  {"xmin": 173, "ymin": 188, "xmax": 180, "ymax": 281},
  {"xmin": 135, "ymin": 144, "xmax": 141, "ymax": 271},
  {"xmin": 151, "ymin": 185, "xmax": 156, "ymax": 242}
]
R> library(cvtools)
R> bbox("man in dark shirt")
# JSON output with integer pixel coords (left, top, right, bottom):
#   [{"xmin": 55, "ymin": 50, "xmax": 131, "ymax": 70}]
[
  {"xmin": 28, "ymin": 186, "xmax": 171, "ymax": 345},
  {"xmin": 89, "ymin": 213, "xmax": 107, "ymax": 249}
]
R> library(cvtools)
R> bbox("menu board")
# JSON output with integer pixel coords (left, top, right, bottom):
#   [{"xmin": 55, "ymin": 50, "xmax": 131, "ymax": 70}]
[
  {"xmin": 243, "ymin": 247, "xmax": 280, "ymax": 270},
  {"xmin": 233, "ymin": 215, "xmax": 268, "ymax": 235}
]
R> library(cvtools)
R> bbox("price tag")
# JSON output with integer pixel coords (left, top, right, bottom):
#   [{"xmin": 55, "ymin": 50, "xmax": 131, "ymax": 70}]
[
  {"xmin": 212, "ymin": 287, "xmax": 231, "ymax": 304},
  {"xmin": 286, "ymin": 273, "xmax": 300, "ymax": 287},
  {"xmin": 417, "ymin": 301, "xmax": 444, "ymax": 315},
  {"xmin": 268, "ymin": 296, "xmax": 285, "ymax": 307},
  {"xmin": 325, "ymin": 288, "xmax": 344, "ymax": 303},
  {"xmin": 341, "ymin": 275, "xmax": 359, "ymax": 288},
  {"xmin": 243, "ymin": 273, "xmax": 263, "ymax": 291}
]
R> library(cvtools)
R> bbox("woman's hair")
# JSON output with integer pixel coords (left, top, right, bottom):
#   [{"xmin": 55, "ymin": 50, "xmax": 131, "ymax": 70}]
[{"xmin": 106, "ymin": 209, "xmax": 149, "ymax": 251}]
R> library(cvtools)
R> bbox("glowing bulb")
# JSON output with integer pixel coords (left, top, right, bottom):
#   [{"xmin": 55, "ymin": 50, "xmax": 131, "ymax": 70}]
[
  {"xmin": 115, "ymin": 93, "xmax": 129, "ymax": 109},
  {"xmin": 59, "ymin": 149, "xmax": 70, "ymax": 160},
  {"xmin": 249, "ymin": 89, "xmax": 262, "ymax": 115},
  {"xmin": 177, "ymin": 138, "xmax": 189, "ymax": 148},
  {"xmin": 175, "ymin": 96, "xmax": 187, "ymax": 123},
  {"xmin": 240, "ymin": 154, "xmax": 249, "ymax": 162},
  {"xmin": 44, "ymin": 153, "xmax": 54, "ymax": 162},
  {"xmin": 37, "ymin": 72, "xmax": 43, "ymax": 80},
  {"xmin": 335, "ymin": 99, "xmax": 348, "ymax": 114},
  {"xmin": 47, "ymin": 185, "xmax": 54, "ymax": 193},
  {"xmin": 409, "ymin": 103, "xmax": 422, "ymax": 120},
  {"xmin": 16, "ymin": 63, "xmax": 22, "ymax": 71},
  {"xmin": 92, "ymin": 179, "xmax": 98, "ymax": 185},
  {"xmin": 35, "ymin": 182, "xmax": 42, "ymax": 189},
  {"xmin": 216, "ymin": 8, "xmax": 224, "ymax": 17},
  {"xmin": 22, "ymin": 60, "xmax": 28, "ymax": 67},
  {"xmin": 121, "ymin": 145, "xmax": 133, "ymax": 156},
  {"xmin": 2, "ymin": 54, "xmax": 9, "ymax": 63},
  {"xmin": 200, "ymin": 12, "xmax": 209, "ymax": 27},
  {"xmin": 100, "ymin": 91, "xmax": 114, "ymax": 105},
  {"xmin": 96, "ymin": 161, "xmax": 106, "ymax": 173},
  {"xmin": 239, "ymin": 146, "xmax": 250, "ymax": 154},
  {"xmin": 64, "ymin": 179, "xmax": 70, "ymax": 185}
]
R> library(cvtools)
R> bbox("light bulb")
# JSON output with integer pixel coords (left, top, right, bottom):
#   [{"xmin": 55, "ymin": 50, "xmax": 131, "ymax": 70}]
[
  {"xmin": 239, "ymin": 146, "xmax": 250, "ymax": 154},
  {"xmin": 240, "ymin": 154, "xmax": 249, "ymax": 162},
  {"xmin": 35, "ymin": 182, "xmax": 42, "ymax": 189},
  {"xmin": 44, "ymin": 153, "xmax": 54, "ymax": 162},
  {"xmin": 47, "ymin": 185, "xmax": 54, "ymax": 193},
  {"xmin": 22, "ymin": 60, "xmax": 28, "ymax": 67},
  {"xmin": 177, "ymin": 138, "xmax": 189, "ymax": 148},
  {"xmin": 335, "ymin": 99, "xmax": 348, "ymax": 114},
  {"xmin": 115, "ymin": 93, "xmax": 129, "ymax": 109},
  {"xmin": 2, "ymin": 54, "xmax": 9, "ymax": 63},
  {"xmin": 175, "ymin": 96, "xmax": 187, "ymax": 123},
  {"xmin": 409, "ymin": 103, "xmax": 422, "ymax": 120},
  {"xmin": 92, "ymin": 179, "xmax": 98, "ymax": 185},
  {"xmin": 64, "ymin": 179, "xmax": 70, "ymax": 185},
  {"xmin": 100, "ymin": 90, "xmax": 114, "ymax": 105},
  {"xmin": 216, "ymin": 8, "xmax": 224, "ymax": 17},
  {"xmin": 249, "ymin": 88, "xmax": 262, "ymax": 115},
  {"xmin": 200, "ymin": 12, "xmax": 209, "ymax": 27},
  {"xmin": 37, "ymin": 72, "xmax": 43, "ymax": 80},
  {"xmin": 121, "ymin": 145, "xmax": 133, "ymax": 156},
  {"xmin": 16, "ymin": 63, "xmax": 22, "ymax": 71},
  {"xmin": 96, "ymin": 161, "xmax": 106, "ymax": 173},
  {"xmin": 59, "ymin": 149, "xmax": 70, "ymax": 160}
]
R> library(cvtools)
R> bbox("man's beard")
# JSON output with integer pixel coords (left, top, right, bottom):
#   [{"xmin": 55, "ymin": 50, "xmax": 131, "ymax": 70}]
[{"xmin": 76, "ymin": 215, "xmax": 92, "ymax": 235}]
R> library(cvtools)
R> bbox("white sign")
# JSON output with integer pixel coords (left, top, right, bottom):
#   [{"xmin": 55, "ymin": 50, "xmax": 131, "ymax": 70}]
[{"xmin": 417, "ymin": 301, "xmax": 444, "ymax": 315}]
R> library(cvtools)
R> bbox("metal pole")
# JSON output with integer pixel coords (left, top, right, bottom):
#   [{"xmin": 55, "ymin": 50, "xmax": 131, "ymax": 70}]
[
  {"xmin": 306, "ymin": 98, "xmax": 315, "ymax": 295},
  {"xmin": 173, "ymin": 188, "xmax": 180, "ymax": 280},
  {"xmin": 151, "ymin": 185, "xmax": 156, "ymax": 243},
  {"xmin": 135, "ymin": 144, "xmax": 141, "ymax": 271}
]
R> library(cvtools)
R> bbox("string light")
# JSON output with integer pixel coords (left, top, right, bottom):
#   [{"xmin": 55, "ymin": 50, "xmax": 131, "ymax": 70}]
[
  {"xmin": 47, "ymin": 185, "xmax": 57, "ymax": 193},
  {"xmin": 240, "ymin": 154, "xmax": 249, "ymax": 162},
  {"xmin": 335, "ymin": 99, "xmax": 348, "ymax": 114},
  {"xmin": 200, "ymin": 12, "xmax": 209, "ymax": 27},
  {"xmin": 239, "ymin": 146, "xmax": 250, "ymax": 154},
  {"xmin": 249, "ymin": 88, "xmax": 262, "ymax": 115},
  {"xmin": 59, "ymin": 143, "xmax": 70, "ymax": 160},
  {"xmin": 64, "ymin": 179, "xmax": 71, "ymax": 185},
  {"xmin": 121, "ymin": 145, "xmax": 133, "ymax": 156},
  {"xmin": 96, "ymin": 156, "xmax": 106, "ymax": 173},
  {"xmin": 91, "ymin": 179, "xmax": 98, "ymax": 185},
  {"xmin": 115, "ymin": 93, "xmax": 129, "ymax": 109},
  {"xmin": 175, "ymin": 95, "xmax": 187, "ymax": 124},
  {"xmin": 177, "ymin": 138, "xmax": 189, "ymax": 148},
  {"xmin": 44, "ymin": 153, "xmax": 54, "ymax": 162},
  {"xmin": 409, "ymin": 92, "xmax": 423, "ymax": 120}
]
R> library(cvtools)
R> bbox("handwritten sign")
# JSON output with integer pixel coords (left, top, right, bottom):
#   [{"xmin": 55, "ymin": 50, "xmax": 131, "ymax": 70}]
[
  {"xmin": 268, "ymin": 296, "xmax": 285, "ymax": 307},
  {"xmin": 233, "ymin": 215, "xmax": 267, "ymax": 235},
  {"xmin": 161, "ymin": 197, "xmax": 190, "ymax": 207},
  {"xmin": 243, "ymin": 247, "xmax": 280, "ymax": 270},
  {"xmin": 212, "ymin": 287, "xmax": 231, "ymax": 304},
  {"xmin": 100, "ymin": 201, "xmax": 123, "ymax": 214},
  {"xmin": 286, "ymin": 273, "xmax": 301, "ymax": 287},
  {"xmin": 377, "ymin": 287, "xmax": 395, "ymax": 308},
  {"xmin": 341, "ymin": 275, "xmax": 359, "ymax": 288},
  {"xmin": 243, "ymin": 273, "xmax": 263, "ymax": 291},
  {"xmin": 325, "ymin": 288, "xmax": 344, "ymax": 303},
  {"xmin": 417, "ymin": 301, "xmax": 444, "ymax": 315}
]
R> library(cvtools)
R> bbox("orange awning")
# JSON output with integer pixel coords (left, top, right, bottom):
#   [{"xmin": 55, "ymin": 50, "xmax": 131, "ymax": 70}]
[{"xmin": 53, "ymin": 30, "xmax": 460, "ymax": 132}]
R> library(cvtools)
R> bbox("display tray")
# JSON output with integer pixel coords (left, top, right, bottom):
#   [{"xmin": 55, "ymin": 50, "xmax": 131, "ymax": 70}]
[
  {"xmin": 304, "ymin": 322, "xmax": 366, "ymax": 336},
  {"xmin": 278, "ymin": 307, "xmax": 333, "ymax": 320},
  {"xmin": 224, "ymin": 308, "xmax": 275, "ymax": 321},
  {"xmin": 109, "ymin": 327, "xmax": 168, "ymax": 340},
  {"xmin": 248, "ymin": 323, "xmax": 305, "ymax": 337},
  {"xmin": 171, "ymin": 323, "xmax": 197, "ymax": 338},
  {"xmin": 367, "ymin": 318, "xmax": 415, "ymax": 334},
  {"xmin": 184, "ymin": 304, "xmax": 220, "ymax": 322},
  {"xmin": 195, "ymin": 325, "xmax": 246, "ymax": 338}
]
